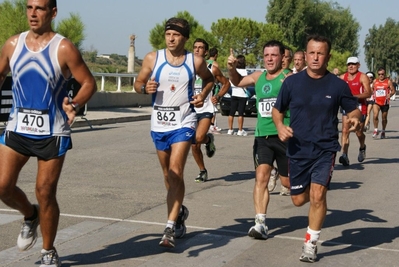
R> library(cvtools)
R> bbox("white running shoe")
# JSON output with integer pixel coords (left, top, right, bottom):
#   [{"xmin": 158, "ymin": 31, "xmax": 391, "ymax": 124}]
[
  {"xmin": 237, "ymin": 130, "xmax": 248, "ymax": 136},
  {"xmin": 227, "ymin": 129, "xmax": 234, "ymax": 135},
  {"xmin": 268, "ymin": 168, "xmax": 279, "ymax": 192},
  {"xmin": 299, "ymin": 241, "xmax": 318, "ymax": 263},
  {"xmin": 280, "ymin": 185, "xmax": 291, "ymax": 196},
  {"xmin": 248, "ymin": 223, "xmax": 268, "ymax": 240},
  {"xmin": 17, "ymin": 204, "xmax": 40, "ymax": 251}
]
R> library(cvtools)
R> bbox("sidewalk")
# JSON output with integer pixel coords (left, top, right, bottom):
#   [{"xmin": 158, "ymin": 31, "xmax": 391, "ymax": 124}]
[{"xmin": 72, "ymin": 106, "xmax": 152, "ymax": 128}]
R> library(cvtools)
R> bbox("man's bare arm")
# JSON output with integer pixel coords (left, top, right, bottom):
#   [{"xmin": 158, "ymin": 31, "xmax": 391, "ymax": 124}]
[
  {"xmin": 133, "ymin": 51, "xmax": 158, "ymax": 94},
  {"xmin": 0, "ymin": 36, "xmax": 18, "ymax": 90},
  {"xmin": 192, "ymin": 56, "xmax": 214, "ymax": 107}
]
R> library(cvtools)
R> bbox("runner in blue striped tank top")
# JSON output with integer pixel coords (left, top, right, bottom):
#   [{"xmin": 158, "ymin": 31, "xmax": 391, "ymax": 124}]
[{"xmin": 0, "ymin": 0, "xmax": 97, "ymax": 266}]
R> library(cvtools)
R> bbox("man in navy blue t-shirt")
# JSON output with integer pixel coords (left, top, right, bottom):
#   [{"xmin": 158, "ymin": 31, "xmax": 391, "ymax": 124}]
[{"xmin": 272, "ymin": 34, "xmax": 361, "ymax": 263}]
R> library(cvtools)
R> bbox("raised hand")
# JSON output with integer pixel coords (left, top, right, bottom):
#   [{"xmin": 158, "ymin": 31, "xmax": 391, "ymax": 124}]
[{"xmin": 227, "ymin": 48, "xmax": 237, "ymax": 70}]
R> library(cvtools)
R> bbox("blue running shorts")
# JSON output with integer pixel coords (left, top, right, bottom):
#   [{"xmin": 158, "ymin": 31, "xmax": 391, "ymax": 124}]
[{"xmin": 151, "ymin": 128, "xmax": 195, "ymax": 151}]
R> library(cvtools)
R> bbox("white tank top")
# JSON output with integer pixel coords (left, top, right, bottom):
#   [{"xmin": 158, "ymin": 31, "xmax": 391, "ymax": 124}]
[
  {"xmin": 194, "ymin": 61, "xmax": 214, "ymax": 114},
  {"xmin": 150, "ymin": 49, "xmax": 197, "ymax": 132}
]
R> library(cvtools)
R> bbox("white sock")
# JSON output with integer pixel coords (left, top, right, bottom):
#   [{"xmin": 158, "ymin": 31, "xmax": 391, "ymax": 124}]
[
  {"xmin": 305, "ymin": 226, "xmax": 321, "ymax": 243},
  {"xmin": 255, "ymin": 214, "xmax": 266, "ymax": 225},
  {"xmin": 166, "ymin": 220, "xmax": 175, "ymax": 230}
]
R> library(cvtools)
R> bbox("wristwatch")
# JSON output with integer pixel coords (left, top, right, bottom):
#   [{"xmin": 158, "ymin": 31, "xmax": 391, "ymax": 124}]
[
  {"xmin": 141, "ymin": 84, "xmax": 148, "ymax": 94},
  {"xmin": 70, "ymin": 101, "xmax": 80, "ymax": 113}
]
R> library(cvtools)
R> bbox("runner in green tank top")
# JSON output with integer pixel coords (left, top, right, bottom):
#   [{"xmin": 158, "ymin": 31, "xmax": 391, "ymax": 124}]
[
  {"xmin": 227, "ymin": 40, "xmax": 292, "ymax": 240},
  {"xmin": 255, "ymin": 69, "xmax": 291, "ymax": 137}
]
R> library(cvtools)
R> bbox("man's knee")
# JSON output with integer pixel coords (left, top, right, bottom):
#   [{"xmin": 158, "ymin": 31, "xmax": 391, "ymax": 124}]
[
  {"xmin": 195, "ymin": 133, "xmax": 208, "ymax": 144},
  {"xmin": 291, "ymin": 194, "xmax": 308, "ymax": 207},
  {"xmin": 36, "ymin": 183, "xmax": 57, "ymax": 201}
]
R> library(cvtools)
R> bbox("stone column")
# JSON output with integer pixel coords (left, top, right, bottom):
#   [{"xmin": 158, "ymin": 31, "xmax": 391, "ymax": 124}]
[{"xmin": 128, "ymin": 35, "xmax": 136, "ymax": 73}]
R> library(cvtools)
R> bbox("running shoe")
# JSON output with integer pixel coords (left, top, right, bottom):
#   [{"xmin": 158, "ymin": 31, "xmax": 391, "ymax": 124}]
[
  {"xmin": 372, "ymin": 129, "xmax": 379, "ymax": 138},
  {"xmin": 237, "ymin": 130, "xmax": 248, "ymax": 136},
  {"xmin": 280, "ymin": 185, "xmax": 291, "ymax": 196},
  {"xmin": 227, "ymin": 129, "xmax": 234, "ymax": 135},
  {"xmin": 40, "ymin": 248, "xmax": 61, "ymax": 267},
  {"xmin": 17, "ymin": 204, "xmax": 40, "ymax": 251},
  {"xmin": 214, "ymin": 126, "xmax": 222, "ymax": 132},
  {"xmin": 175, "ymin": 205, "xmax": 189, "ymax": 238},
  {"xmin": 365, "ymin": 123, "xmax": 370, "ymax": 132},
  {"xmin": 380, "ymin": 132, "xmax": 386, "ymax": 139},
  {"xmin": 159, "ymin": 227, "xmax": 175, "ymax": 248},
  {"xmin": 299, "ymin": 241, "xmax": 318, "ymax": 263},
  {"xmin": 339, "ymin": 154, "xmax": 350, "ymax": 166},
  {"xmin": 208, "ymin": 126, "xmax": 221, "ymax": 134},
  {"xmin": 205, "ymin": 133, "xmax": 216, "ymax": 158},
  {"xmin": 358, "ymin": 145, "xmax": 366, "ymax": 162},
  {"xmin": 248, "ymin": 223, "xmax": 268, "ymax": 240},
  {"xmin": 268, "ymin": 168, "xmax": 279, "ymax": 192},
  {"xmin": 195, "ymin": 170, "xmax": 208, "ymax": 183}
]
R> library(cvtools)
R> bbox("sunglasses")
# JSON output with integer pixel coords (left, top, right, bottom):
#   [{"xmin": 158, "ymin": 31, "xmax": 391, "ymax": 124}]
[
  {"xmin": 378, "ymin": 73, "xmax": 385, "ymax": 76},
  {"xmin": 347, "ymin": 63, "xmax": 358, "ymax": 66}
]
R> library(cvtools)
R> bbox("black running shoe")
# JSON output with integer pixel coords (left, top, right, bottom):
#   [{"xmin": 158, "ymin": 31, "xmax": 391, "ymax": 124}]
[{"xmin": 175, "ymin": 205, "xmax": 189, "ymax": 238}]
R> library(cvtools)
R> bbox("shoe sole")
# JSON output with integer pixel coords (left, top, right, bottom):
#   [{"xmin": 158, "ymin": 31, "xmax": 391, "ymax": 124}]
[
  {"xmin": 248, "ymin": 228, "xmax": 267, "ymax": 240},
  {"xmin": 299, "ymin": 256, "xmax": 316, "ymax": 263}
]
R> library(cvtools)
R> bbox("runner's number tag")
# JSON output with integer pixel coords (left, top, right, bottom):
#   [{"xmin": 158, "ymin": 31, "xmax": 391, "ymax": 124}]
[
  {"xmin": 258, "ymin": 98, "xmax": 276, "ymax": 118},
  {"xmin": 16, "ymin": 108, "xmax": 50, "ymax": 135},
  {"xmin": 152, "ymin": 106, "xmax": 181, "ymax": 130}
]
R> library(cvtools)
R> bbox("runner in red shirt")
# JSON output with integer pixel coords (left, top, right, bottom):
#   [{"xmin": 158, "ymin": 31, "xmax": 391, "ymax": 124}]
[
  {"xmin": 338, "ymin": 57, "xmax": 372, "ymax": 166},
  {"xmin": 372, "ymin": 67, "xmax": 395, "ymax": 139}
]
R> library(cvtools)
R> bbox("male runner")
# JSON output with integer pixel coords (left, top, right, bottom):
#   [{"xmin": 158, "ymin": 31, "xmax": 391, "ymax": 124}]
[{"xmin": 134, "ymin": 18, "xmax": 214, "ymax": 248}]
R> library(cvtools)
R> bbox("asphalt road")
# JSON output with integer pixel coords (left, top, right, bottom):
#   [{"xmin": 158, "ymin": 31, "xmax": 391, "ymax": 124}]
[{"xmin": 1, "ymin": 102, "xmax": 399, "ymax": 267}]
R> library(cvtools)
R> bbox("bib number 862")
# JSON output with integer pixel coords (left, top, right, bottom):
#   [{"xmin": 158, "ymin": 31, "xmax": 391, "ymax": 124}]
[{"xmin": 157, "ymin": 111, "xmax": 176, "ymax": 122}]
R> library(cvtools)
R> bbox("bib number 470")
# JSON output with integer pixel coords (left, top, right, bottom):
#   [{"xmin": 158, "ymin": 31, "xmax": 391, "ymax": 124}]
[{"xmin": 22, "ymin": 114, "xmax": 45, "ymax": 127}]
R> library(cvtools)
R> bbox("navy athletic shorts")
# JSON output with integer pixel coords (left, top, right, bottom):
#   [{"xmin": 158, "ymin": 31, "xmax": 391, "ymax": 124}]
[{"xmin": 289, "ymin": 151, "xmax": 336, "ymax": 195}]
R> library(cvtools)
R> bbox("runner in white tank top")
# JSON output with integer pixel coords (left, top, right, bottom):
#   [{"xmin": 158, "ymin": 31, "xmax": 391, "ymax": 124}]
[{"xmin": 134, "ymin": 18, "xmax": 214, "ymax": 248}]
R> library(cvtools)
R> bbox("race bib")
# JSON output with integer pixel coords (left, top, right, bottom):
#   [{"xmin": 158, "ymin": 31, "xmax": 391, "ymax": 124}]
[
  {"xmin": 258, "ymin": 98, "xmax": 276, "ymax": 118},
  {"xmin": 152, "ymin": 106, "xmax": 182, "ymax": 131},
  {"xmin": 375, "ymin": 89, "xmax": 386, "ymax": 97},
  {"xmin": 16, "ymin": 108, "xmax": 50, "ymax": 135}
]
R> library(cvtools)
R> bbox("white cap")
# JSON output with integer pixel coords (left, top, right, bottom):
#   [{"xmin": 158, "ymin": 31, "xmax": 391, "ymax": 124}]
[
  {"xmin": 366, "ymin": 72, "xmax": 374, "ymax": 78},
  {"xmin": 347, "ymin": 57, "xmax": 360, "ymax": 64}
]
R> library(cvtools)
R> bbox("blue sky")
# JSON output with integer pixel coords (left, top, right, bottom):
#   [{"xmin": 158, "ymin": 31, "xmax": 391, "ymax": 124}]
[{"xmin": 2, "ymin": 0, "xmax": 398, "ymax": 72}]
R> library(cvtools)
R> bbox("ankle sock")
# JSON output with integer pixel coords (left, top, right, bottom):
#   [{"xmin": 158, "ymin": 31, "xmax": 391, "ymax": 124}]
[{"xmin": 305, "ymin": 226, "xmax": 320, "ymax": 243}]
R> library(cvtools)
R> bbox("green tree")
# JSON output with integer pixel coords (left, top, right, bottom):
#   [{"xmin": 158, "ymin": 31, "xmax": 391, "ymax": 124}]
[
  {"xmin": 327, "ymin": 50, "xmax": 351, "ymax": 74},
  {"xmin": 266, "ymin": 0, "xmax": 359, "ymax": 54},
  {"xmin": 364, "ymin": 18, "xmax": 399, "ymax": 73},
  {"xmin": 149, "ymin": 11, "xmax": 217, "ymax": 53},
  {"xmin": 211, "ymin": 18, "xmax": 286, "ymax": 67},
  {"xmin": 0, "ymin": 0, "xmax": 28, "ymax": 44},
  {"xmin": 0, "ymin": 0, "xmax": 86, "ymax": 51},
  {"xmin": 55, "ymin": 13, "xmax": 85, "ymax": 51}
]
